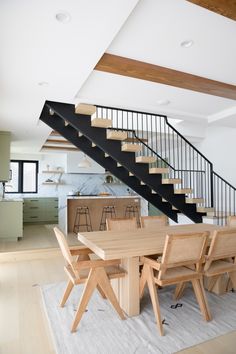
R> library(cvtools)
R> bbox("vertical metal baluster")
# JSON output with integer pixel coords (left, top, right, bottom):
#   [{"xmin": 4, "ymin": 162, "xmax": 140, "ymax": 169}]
[{"xmin": 160, "ymin": 117, "xmax": 162, "ymax": 163}]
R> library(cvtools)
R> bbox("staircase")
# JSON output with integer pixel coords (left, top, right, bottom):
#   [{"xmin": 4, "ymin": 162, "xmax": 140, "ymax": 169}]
[{"xmin": 39, "ymin": 101, "xmax": 236, "ymax": 225}]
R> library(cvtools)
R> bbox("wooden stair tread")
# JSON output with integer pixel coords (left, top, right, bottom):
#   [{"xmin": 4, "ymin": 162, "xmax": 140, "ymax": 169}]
[
  {"xmin": 197, "ymin": 207, "xmax": 214, "ymax": 213},
  {"xmin": 122, "ymin": 143, "xmax": 142, "ymax": 152},
  {"xmin": 186, "ymin": 198, "xmax": 204, "ymax": 204},
  {"xmin": 91, "ymin": 118, "xmax": 112, "ymax": 128},
  {"xmin": 75, "ymin": 103, "xmax": 96, "ymax": 115},
  {"xmin": 136, "ymin": 156, "xmax": 156, "ymax": 164},
  {"xmin": 162, "ymin": 178, "xmax": 181, "ymax": 184},
  {"xmin": 149, "ymin": 167, "xmax": 169, "ymax": 174},
  {"xmin": 174, "ymin": 188, "xmax": 193, "ymax": 194},
  {"xmin": 107, "ymin": 130, "xmax": 128, "ymax": 141}
]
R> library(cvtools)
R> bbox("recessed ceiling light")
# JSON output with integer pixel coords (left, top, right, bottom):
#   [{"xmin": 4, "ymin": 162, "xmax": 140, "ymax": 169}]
[
  {"xmin": 55, "ymin": 12, "xmax": 71, "ymax": 23},
  {"xmin": 180, "ymin": 39, "xmax": 194, "ymax": 48},
  {"xmin": 38, "ymin": 81, "xmax": 49, "ymax": 87},
  {"xmin": 157, "ymin": 99, "xmax": 170, "ymax": 106}
]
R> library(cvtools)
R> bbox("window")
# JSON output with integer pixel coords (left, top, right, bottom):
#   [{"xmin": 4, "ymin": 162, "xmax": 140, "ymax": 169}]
[{"xmin": 5, "ymin": 160, "xmax": 38, "ymax": 193}]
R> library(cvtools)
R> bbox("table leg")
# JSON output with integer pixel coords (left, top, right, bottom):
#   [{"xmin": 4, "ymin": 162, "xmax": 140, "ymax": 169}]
[{"xmin": 119, "ymin": 256, "xmax": 140, "ymax": 316}]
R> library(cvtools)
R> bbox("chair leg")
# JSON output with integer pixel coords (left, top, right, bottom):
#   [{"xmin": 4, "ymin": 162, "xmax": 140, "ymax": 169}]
[
  {"xmin": 146, "ymin": 265, "xmax": 163, "ymax": 336},
  {"xmin": 60, "ymin": 280, "xmax": 74, "ymax": 307},
  {"xmin": 228, "ymin": 271, "xmax": 236, "ymax": 289},
  {"xmin": 97, "ymin": 284, "xmax": 107, "ymax": 299},
  {"xmin": 207, "ymin": 275, "xmax": 219, "ymax": 292},
  {"xmin": 71, "ymin": 268, "xmax": 98, "ymax": 332},
  {"xmin": 96, "ymin": 267, "xmax": 125, "ymax": 320},
  {"xmin": 174, "ymin": 282, "xmax": 186, "ymax": 301},
  {"xmin": 191, "ymin": 278, "xmax": 211, "ymax": 322},
  {"xmin": 140, "ymin": 263, "xmax": 148, "ymax": 299}
]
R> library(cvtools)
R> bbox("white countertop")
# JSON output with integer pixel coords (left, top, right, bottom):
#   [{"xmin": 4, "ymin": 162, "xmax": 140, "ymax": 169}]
[{"xmin": 67, "ymin": 195, "xmax": 140, "ymax": 200}]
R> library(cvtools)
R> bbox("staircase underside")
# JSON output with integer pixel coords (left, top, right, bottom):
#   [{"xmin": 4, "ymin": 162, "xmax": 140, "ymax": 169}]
[{"xmin": 39, "ymin": 101, "xmax": 207, "ymax": 223}]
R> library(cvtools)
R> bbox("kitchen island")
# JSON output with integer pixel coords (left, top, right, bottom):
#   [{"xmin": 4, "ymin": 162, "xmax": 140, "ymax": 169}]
[{"xmin": 66, "ymin": 196, "xmax": 141, "ymax": 233}]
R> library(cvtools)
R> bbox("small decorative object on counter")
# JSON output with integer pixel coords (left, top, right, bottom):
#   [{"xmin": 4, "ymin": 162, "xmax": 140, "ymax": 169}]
[{"xmin": 105, "ymin": 175, "xmax": 113, "ymax": 183}]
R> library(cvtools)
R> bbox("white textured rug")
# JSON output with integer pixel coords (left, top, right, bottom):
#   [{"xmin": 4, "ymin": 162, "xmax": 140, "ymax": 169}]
[{"xmin": 41, "ymin": 282, "xmax": 236, "ymax": 354}]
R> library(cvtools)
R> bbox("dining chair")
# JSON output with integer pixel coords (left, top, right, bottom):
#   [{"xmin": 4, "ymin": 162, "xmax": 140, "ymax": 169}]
[
  {"xmin": 227, "ymin": 216, "xmax": 236, "ymax": 227},
  {"xmin": 106, "ymin": 217, "xmax": 138, "ymax": 231},
  {"xmin": 204, "ymin": 228, "xmax": 236, "ymax": 292},
  {"xmin": 140, "ymin": 231, "xmax": 211, "ymax": 335},
  {"xmin": 174, "ymin": 227, "xmax": 236, "ymax": 299},
  {"xmin": 54, "ymin": 227, "xmax": 126, "ymax": 332},
  {"xmin": 140, "ymin": 215, "xmax": 168, "ymax": 230}
]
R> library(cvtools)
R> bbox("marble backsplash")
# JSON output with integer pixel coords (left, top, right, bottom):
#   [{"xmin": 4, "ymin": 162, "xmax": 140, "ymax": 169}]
[{"xmin": 7, "ymin": 172, "xmax": 134, "ymax": 198}]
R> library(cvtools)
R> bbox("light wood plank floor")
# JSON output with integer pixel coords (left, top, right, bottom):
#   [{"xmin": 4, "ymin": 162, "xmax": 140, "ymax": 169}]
[
  {"xmin": 0, "ymin": 226, "xmax": 235, "ymax": 353},
  {"xmin": 0, "ymin": 224, "xmax": 79, "ymax": 252}
]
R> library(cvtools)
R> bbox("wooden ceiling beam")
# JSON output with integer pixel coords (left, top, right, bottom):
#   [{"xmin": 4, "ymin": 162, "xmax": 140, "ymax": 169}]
[
  {"xmin": 41, "ymin": 145, "xmax": 79, "ymax": 152},
  {"xmin": 46, "ymin": 139, "xmax": 72, "ymax": 145},
  {"xmin": 94, "ymin": 53, "xmax": 236, "ymax": 100},
  {"xmin": 187, "ymin": 0, "xmax": 236, "ymax": 21}
]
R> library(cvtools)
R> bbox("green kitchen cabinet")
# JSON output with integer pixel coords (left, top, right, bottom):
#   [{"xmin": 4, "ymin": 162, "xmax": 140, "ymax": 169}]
[
  {"xmin": 23, "ymin": 197, "xmax": 58, "ymax": 224},
  {"xmin": 0, "ymin": 200, "xmax": 23, "ymax": 241},
  {"xmin": 0, "ymin": 131, "xmax": 11, "ymax": 181}
]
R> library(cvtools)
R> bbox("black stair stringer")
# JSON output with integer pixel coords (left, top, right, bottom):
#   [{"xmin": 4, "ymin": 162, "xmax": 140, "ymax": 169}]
[
  {"xmin": 39, "ymin": 104, "xmax": 178, "ymax": 221},
  {"xmin": 41, "ymin": 101, "xmax": 204, "ymax": 223}
]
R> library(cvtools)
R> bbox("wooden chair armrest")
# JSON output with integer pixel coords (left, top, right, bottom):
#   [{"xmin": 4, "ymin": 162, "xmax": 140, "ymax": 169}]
[
  {"xmin": 141, "ymin": 256, "xmax": 161, "ymax": 271},
  {"xmin": 69, "ymin": 246, "xmax": 94, "ymax": 256},
  {"xmin": 74, "ymin": 258, "xmax": 121, "ymax": 270}
]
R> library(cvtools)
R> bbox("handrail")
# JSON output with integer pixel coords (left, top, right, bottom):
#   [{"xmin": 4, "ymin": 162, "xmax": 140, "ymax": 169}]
[
  {"xmin": 213, "ymin": 171, "xmax": 236, "ymax": 191},
  {"xmin": 163, "ymin": 117, "xmax": 213, "ymax": 166}
]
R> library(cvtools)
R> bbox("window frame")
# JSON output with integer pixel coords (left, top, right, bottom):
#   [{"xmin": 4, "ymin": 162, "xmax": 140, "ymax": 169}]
[{"xmin": 6, "ymin": 160, "xmax": 39, "ymax": 194}]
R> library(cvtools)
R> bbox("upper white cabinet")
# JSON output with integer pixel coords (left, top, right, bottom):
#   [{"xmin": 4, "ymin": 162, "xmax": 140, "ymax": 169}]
[
  {"xmin": 0, "ymin": 131, "xmax": 11, "ymax": 181},
  {"xmin": 66, "ymin": 152, "xmax": 105, "ymax": 174}
]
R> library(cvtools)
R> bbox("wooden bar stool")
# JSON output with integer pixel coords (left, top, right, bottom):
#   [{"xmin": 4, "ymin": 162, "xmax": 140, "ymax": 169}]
[
  {"xmin": 73, "ymin": 206, "xmax": 92, "ymax": 233},
  {"xmin": 99, "ymin": 205, "xmax": 116, "ymax": 231},
  {"xmin": 124, "ymin": 204, "xmax": 140, "ymax": 227}
]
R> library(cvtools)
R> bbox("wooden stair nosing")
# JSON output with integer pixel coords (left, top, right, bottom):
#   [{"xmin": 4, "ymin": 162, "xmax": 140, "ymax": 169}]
[
  {"xmin": 162, "ymin": 178, "xmax": 182, "ymax": 185},
  {"xmin": 121, "ymin": 143, "xmax": 142, "ymax": 152},
  {"xmin": 91, "ymin": 118, "xmax": 112, "ymax": 128},
  {"xmin": 136, "ymin": 156, "xmax": 156, "ymax": 164},
  {"xmin": 106, "ymin": 130, "xmax": 128, "ymax": 141},
  {"xmin": 149, "ymin": 167, "xmax": 169, "ymax": 174},
  {"xmin": 186, "ymin": 198, "xmax": 204, "ymax": 204},
  {"xmin": 174, "ymin": 188, "xmax": 193, "ymax": 195},
  {"xmin": 75, "ymin": 103, "xmax": 96, "ymax": 115}
]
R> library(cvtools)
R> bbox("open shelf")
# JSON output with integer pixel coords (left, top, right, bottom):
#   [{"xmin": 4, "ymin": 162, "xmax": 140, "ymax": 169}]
[
  {"xmin": 42, "ymin": 182, "xmax": 63, "ymax": 185},
  {"xmin": 42, "ymin": 170, "xmax": 64, "ymax": 173}
]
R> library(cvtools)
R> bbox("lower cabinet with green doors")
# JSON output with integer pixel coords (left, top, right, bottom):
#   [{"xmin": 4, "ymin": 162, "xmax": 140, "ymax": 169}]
[{"xmin": 23, "ymin": 197, "xmax": 58, "ymax": 224}]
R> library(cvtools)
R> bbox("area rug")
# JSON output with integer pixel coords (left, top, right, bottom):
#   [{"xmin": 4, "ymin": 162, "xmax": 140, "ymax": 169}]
[{"xmin": 41, "ymin": 282, "xmax": 236, "ymax": 354}]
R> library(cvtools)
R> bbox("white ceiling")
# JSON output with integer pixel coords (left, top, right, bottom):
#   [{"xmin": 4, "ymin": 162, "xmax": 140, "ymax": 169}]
[{"xmin": 0, "ymin": 0, "xmax": 236, "ymax": 153}]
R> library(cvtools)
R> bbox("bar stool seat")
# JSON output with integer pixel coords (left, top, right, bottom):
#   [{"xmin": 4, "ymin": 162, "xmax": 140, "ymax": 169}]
[
  {"xmin": 73, "ymin": 206, "xmax": 92, "ymax": 233},
  {"xmin": 124, "ymin": 204, "xmax": 140, "ymax": 227},
  {"xmin": 99, "ymin": 205, "xmax": 116, "ymax": 231}
]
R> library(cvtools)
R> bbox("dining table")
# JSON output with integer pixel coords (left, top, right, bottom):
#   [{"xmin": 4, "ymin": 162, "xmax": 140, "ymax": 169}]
[{"xmin": 77, "ymin": 223, "xmax": 223, "ymax": 317}]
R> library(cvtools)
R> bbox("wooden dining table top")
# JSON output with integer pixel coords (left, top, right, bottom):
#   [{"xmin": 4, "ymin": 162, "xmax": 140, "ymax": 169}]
[{"xmin": 77, "ymin": 223, "xmax": 224, "ymax": 260}]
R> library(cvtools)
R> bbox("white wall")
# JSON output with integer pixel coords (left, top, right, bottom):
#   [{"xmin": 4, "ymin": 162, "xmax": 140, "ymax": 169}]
[{"xmin": 196, "ymin": 126, "xmax": 236, "ymax": 186}]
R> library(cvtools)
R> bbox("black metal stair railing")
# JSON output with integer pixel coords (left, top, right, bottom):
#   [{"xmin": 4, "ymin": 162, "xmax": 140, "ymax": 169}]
[
  {"xmin": 95, "ymin": 105, "xmax": 213, "ymax": 208},
  {"xmin": 40, "ymin": 101, "xmax": 236, "ymax": 225},
  {"xmin": 213, "ymin": 172, "xmax": 236, "ymax": 225}
]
